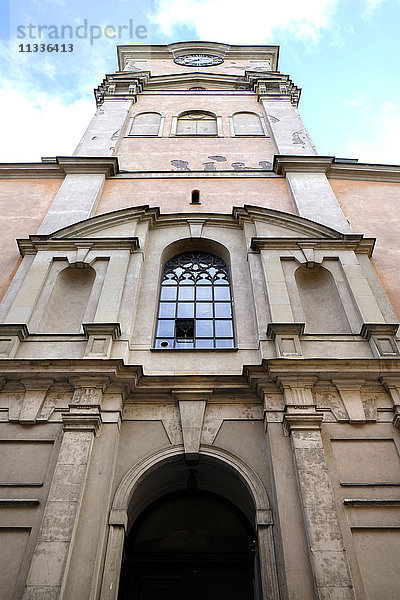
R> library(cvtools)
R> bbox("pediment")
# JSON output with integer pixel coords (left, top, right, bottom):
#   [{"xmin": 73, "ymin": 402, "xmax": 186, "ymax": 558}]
[{"xmin": 17, "ymin": 205, "xmax": 373, "ymax": 256}]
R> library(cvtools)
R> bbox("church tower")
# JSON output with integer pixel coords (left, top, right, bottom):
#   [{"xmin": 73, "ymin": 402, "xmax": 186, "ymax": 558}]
[{"xmin": 1, "ymin": 42, "xmax": 400, "ymax": 600}]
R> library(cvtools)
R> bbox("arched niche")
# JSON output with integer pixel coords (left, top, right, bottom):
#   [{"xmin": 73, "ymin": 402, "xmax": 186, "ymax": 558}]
[
  {"xmin": 100, "ymin": 447, "xmax": 280, "ymax": 600},
  {"xmin": 295, "ymin": 263, "xmax": 351, "ymax": 333},
  {"xmin": 37, "ymin": 264, "xmax": 96, "ymax": 333}
]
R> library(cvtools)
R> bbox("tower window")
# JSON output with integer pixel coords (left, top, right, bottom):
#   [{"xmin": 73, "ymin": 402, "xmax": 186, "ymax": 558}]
[
  {"xmin": 230, "ymin": 112, "xmax": 266, "ymax": 136},
  {"xmin": 154, "ymin": 251, "xmax": 235, "ymax": 349},
  {"xmin": 129, "ymin": 112, "xmax": 163, "ymax": 136},
  {"xmin": 191, "ymin": 190, "xmax": 200, "ymax": 204},
  {"xmin": 176, "ymin": 111, "xmax": 217, "ymax": 136}
]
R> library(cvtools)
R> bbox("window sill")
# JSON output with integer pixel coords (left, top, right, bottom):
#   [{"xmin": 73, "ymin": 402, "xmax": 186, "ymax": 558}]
[
  {"xmin": 125, "ymin": 135, "xmax": 160, "ymax": 138},
  {"xmin": 151, "ymin": 347, "xmax": 238, "ymax": 352}
]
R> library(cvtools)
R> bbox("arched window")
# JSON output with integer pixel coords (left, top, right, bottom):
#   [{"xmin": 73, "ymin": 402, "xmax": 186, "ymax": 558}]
[
  {"xmin": 176, "ymin": 111, "xmax": 217, "ymax": 136},
  {"xmin": 129, "ymin": 112, "xmax": 163, "ymax": 136},
  {"xmin": 154, "ymin": 251, "xmax": 234, "ymax": 349},
  {"xmin": 231, "ymin": 112, "xmax": 265, "ymax": 136}
]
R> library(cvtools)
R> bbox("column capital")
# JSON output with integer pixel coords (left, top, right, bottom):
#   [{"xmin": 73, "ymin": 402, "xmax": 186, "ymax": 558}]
[
  {"xmin": 284, "ymin": 405, "xmax": 323, "ymax": 433},
  {"xmin": 276, "ymin": 377, "xmax": 316, "ymax": 407},
  {"xmin": 62, "ymin": 410, "xmax": 102, "ymax": 434}
]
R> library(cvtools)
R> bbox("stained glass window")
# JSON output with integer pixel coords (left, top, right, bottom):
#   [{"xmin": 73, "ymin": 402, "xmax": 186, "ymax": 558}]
[{"xmin": 154, "ymin": 252, "xmax": 235, "ymax": 349}]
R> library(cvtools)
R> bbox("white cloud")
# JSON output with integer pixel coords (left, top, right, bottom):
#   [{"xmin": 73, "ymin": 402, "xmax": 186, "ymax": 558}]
[
  {"xmin": 345, "ymin": 101, "xmax": 400, "ymax": 164},
  {"xmin": 0, "ymin": 87, "xmax": 94, "ymax": 162},
  {"xmin": 152, "ymin": 0, "xmax": 340, "ymax": 43}
]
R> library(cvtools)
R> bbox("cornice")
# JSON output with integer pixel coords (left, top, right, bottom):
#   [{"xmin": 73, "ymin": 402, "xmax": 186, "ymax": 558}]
[
  {"xmin": 94, "ymin": 72, "xmax": 149, "ymax": 106},
  {"xmin": 0, "ymin": 162, "xmax": 63, "ymax": 179},
  {"xmin": 329, "ymin": 160, "xmax": 400, "ymax": 182},
  {"xmin": 83, "ymin": 323, "xmax": 122, "ymax": 339},
  {"xmin": 0, "ymin": 156, "xmax": 119, "ymax": 179},
  {"xmin": 249, "ymin": 73, "xmax": 301, "ymax": 106},
  {"xmin": 114, "ymin": 171, "xmax": 278, "ymax": 179},
  {"xmin": 56, "ymin": 156, "xmax": 119, "ymax": 176},
  {"xmin": 0, "ymin": 359, "xmax": 143, "ymax": 388},
  {"xmin": 2, "ymin": 155, "xmax": 398, "ymax": 182},
  {"xmin": 17, "ymin": 236, "xmax": 139, "ymax": 256},
  {"xmin": 251, "ymin": 236, "xmax": 375, "ymax": 256},
  {"xmin": 0, "ymin": 324, "xmax": 29, "ymax": 340},
  {"xmin": 262, "ymin": 358, "xmax": 400, "ymax": 381},
  {"xmin": 273, "ymin": 155, "xmax": 334, "ymax": 175},
  {"xmin": 273, "ymin": 155, "xmax": 400, "ymax": 182}
]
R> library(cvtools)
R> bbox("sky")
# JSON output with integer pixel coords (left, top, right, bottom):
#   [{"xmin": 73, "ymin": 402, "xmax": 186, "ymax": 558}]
[{"xmin": 0, "ymin": 0, "xmax": 399, "ymax": 165}]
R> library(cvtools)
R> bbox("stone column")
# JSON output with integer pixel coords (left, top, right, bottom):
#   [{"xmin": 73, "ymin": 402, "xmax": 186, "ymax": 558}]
[
  {"xmin": 281, "ymin": 378, "xmax": 356, "ymax": 600},
  {"xmin": 22, "ymin": 382, "xmax": 104, "ymax": 600}
]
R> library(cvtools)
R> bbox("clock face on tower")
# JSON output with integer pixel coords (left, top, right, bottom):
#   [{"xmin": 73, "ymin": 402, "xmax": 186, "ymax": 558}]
[{"xmin": 174, "ymin": 54, "xmax": 224, "ymax": 67}]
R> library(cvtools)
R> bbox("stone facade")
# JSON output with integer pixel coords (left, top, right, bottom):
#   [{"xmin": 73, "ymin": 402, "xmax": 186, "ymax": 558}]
[{"xmin": 1, "ymin": 41, "xmax": 400, "ymax": 599}]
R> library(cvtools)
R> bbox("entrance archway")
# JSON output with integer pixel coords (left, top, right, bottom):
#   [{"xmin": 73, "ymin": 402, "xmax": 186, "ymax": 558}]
[
  {"xmin": 118, "ymin": 489, "xmax": 256, "ymax": 599},
  {"xmin": 100, "ymin": 447, "xmax": 280, "ymax": 600}
]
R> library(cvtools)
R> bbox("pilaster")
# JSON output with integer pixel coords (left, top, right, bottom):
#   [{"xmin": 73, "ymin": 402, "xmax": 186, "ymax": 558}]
[
  {"xmin": 260, "ymin": 98, "xmax": 317, "ymax": 155},
  {"xmin": 74, "ymin": 99, "xmax": 133, "ymax": 157},
  {"xmin": 280, "ymin": 378, "xmax": 356, "ymax": 599},
  {"xmin": 22, "ymin": 383, "xmax": 104, "ymax": 600},
  {"xmin": 273, "ymin": 156, "xmax": 352, "ymax": 233},
  {"xmin": 63, "ymin": 385, "xmax": 125, "ymax": 600}
]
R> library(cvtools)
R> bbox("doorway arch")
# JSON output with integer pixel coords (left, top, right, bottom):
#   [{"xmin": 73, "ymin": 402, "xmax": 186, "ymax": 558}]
[
  {"xmin": 118, "ymin": 489, "xmax": 256, "ymax": 599},
  {"xmin": 100, "ymin": 446, "xmax": 280, "ymax": 600}
]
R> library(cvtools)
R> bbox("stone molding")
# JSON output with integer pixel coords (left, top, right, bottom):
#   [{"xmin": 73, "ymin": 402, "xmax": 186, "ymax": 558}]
[
  {"xmin": 0, "ymin": 156, "xmax": 119, "ymax": 179},
  {"xmin": 62, "ymin": 410, "xmax": 102, "ymax": 434},
  {"xmin": 251, "ymin": 236, "xmax": 374, "ymax": 256},
  {"xmin": 361, "ymin": 323, "xmax": 400, "ymax": 358},
  {"xmin": 273, "ymin": 154, "xmax": 400, "ymax": 182},
  {"xmin": 0, "ymin": 324, "xmax": 29, "ymax": 339},
  {"xmin": 83, "ymin": 323, "xmax": 122, "ymax": 340},
  {"xmin": 18, "ymin": 236, "xmax": 139, "ymax": 256},
  {"xmin": 2, "ymin": 154, "xmax": 400, "ymax": 182}
]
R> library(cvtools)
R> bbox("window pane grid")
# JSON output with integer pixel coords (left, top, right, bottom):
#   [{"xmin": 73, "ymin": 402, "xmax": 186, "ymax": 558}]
[{"xmin": 154, "ymin": 251, "xmax": 235, "ymax": 349}]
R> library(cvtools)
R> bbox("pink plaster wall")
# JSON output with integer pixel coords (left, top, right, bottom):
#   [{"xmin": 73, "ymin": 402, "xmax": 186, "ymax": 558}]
[
  {"xmin": 0, "ymin": 179, "xmax": 61, "ymax": 301},
  {"xmin": 97, "ymin": 177, "xmax": 293, "ymax": 216},
  {"xmin": 117, "ymin": 94, "xmax": 275, "ymax": 171},
  {"xmin": 331, "ymin": 179, "xmax": 400, "ymax": 319}
]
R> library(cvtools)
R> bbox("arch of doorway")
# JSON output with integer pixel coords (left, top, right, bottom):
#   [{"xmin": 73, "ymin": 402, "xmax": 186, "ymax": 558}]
[{"xmin": 99, "ymin": 445, "xmax": 280, "ymax": 600}]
